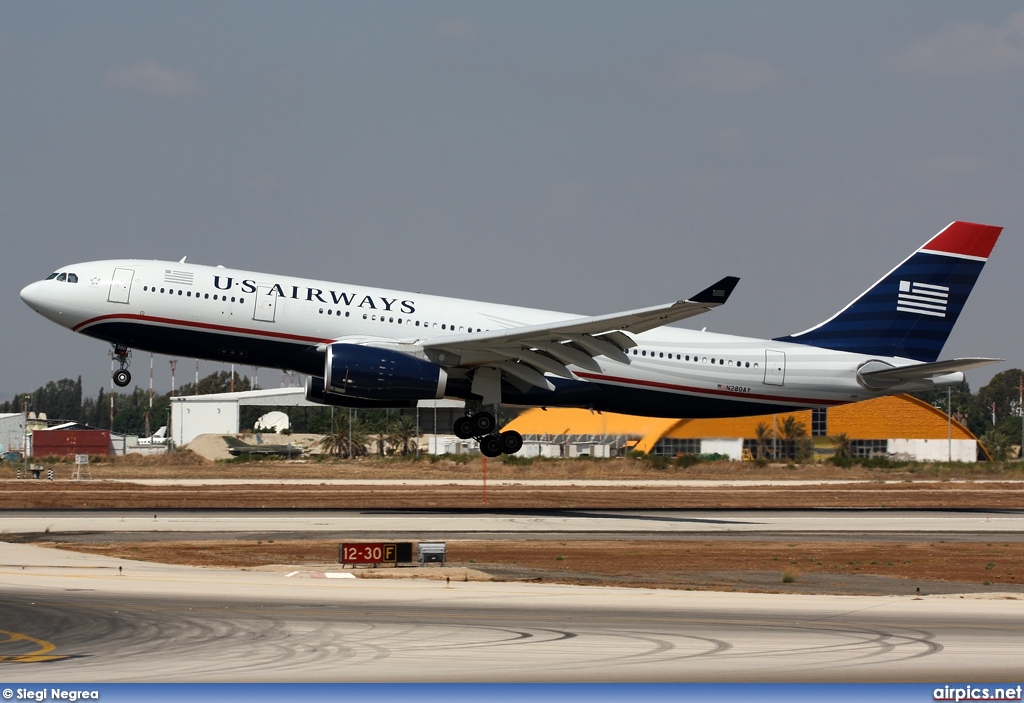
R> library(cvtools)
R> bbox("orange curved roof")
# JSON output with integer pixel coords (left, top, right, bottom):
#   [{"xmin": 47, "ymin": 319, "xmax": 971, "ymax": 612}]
[
  {"xmin": 504, "ymin": 394, "xmax": 976, "ymax": 450},
  {"xmin": 505, "ymin": 408, "xmax": 681, "ymax": 440}
]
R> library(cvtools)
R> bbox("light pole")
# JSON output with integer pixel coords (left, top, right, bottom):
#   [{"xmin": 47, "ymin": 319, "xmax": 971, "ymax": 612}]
[
  {"xmin": 947, "ymin": 386, "xmax": 952, "ymax": 462},
  {"xmin": 22, "ymin": 396, "xmax": 31, "ymax": 471}
]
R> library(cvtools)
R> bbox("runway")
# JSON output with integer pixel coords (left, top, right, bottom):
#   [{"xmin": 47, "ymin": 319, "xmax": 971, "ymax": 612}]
[
  {"xmin": 4, "ymin": 504, "xmax": 1024, "ymax": 682},
  {"xmin": 1, "ymin": 542, "xmax": 1022, "ymax": 682},
  {"xmin": 3, "ymin": 509, "xmax": 1024, "ymax": 541}
]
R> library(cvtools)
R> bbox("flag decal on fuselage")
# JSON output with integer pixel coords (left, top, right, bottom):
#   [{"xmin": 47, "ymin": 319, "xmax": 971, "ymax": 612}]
[{"xmin": 896, "ymin": 280, "xmax": 948, "ymax": 318}]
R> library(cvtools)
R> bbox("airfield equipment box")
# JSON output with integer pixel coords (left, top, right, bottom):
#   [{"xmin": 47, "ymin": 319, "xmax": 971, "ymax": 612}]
[{"xmin": 418, "ymin": 542, "xmax": 446, "ymax": 564}]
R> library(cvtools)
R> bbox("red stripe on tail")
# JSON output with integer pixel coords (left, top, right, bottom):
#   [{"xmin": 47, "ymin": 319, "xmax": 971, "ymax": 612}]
[{"xmin": 921, "ymin": 221, "xmax": 1002, "ymax": 259}]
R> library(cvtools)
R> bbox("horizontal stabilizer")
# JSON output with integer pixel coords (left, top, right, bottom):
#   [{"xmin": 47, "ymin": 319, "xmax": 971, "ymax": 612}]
[{"xmin": 858, "ymin": 357, "xmax": 1001, "ymax": 387}]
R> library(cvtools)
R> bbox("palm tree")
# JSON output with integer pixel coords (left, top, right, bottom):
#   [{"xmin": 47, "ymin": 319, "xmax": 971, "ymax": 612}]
[
  {"xmin": 318, "ymin": 413, "xmax": 369, "ymax": 458},
  {"xmin": 829, "ymin": 432, "xmax": 851, "ymax": 459},
  {"xmin": 364, "ymin": 412, "xmax": 393, "ymax": 456},
  {"xmin": 777, "ymin": 416, "xmax": 809, "ymax": 461},
  {"xmin": 754, "ymin": 422, "xmax": 775, "ymax": 460},
  {"xmin": 980, "ymin": 429, "xmax": 1011, "ymax": 461},
  {"xmin": 387, "ymin": 414, "xmax": 420, "ymax": 456}
]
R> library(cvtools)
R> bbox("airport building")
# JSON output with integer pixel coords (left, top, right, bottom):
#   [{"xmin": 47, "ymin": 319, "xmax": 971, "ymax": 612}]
[
  {"xmin": 169, "ymin": 387, "xmax": 466, "ymax": 448},
  {"xmin": 503, "ymin": 394, "xmax": 980, "ymax": 462}
]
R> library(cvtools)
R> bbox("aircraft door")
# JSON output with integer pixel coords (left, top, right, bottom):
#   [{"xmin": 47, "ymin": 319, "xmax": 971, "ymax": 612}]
[
  {"xmin": 764, "ymin": 350, "xmax": 786, "ymax": 386},
  {"xmin": 107, "ymin": 268, "xmax": 135, "ymax": 304},
  {"xmin": 253, "ymin": 286, "xmax": 277, "ymax": 322}
]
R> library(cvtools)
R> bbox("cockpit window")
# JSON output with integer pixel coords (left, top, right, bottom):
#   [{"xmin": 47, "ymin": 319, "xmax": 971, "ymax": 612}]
[
  {"xmin": 45, "ymin": 272, "xmax": 59, "ymax": 280},
  {"xmin": 56, "ymin": 273, "xmax": 67, "ymax": 282},
  {"xmin": 67, "ymin": 273, "xmax": 78, "ymax": 283}
]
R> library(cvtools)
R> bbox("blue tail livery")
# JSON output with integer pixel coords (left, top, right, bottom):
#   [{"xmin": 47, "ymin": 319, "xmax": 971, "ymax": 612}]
[{"xmin": 773, "ymin": 221, "xmax": 1002, "ymax": 362}]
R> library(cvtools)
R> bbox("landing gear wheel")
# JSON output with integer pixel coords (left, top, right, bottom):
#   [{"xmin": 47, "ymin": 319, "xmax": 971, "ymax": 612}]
[
  {"xmin": 111, "ymin": 344, "xmax": 132, "ymax": 388},
  {"xmin": 453, "ymin": 416, "xmax": 475, "ymax": 440},
  {"xmin": 499, "ymin": 430, "xmax": 523, "ymax": 455},
  {"xmin": 472, "ymin": 412, "xmax": 496, "ymax": 435},
  {"xmin": 480, "ymin": 434, "xmax": 503, "ymax": 458}
]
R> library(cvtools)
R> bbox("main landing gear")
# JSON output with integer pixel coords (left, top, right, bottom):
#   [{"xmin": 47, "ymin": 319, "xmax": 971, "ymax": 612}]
[
  {"xmin": 112, "ymin": 344, "xmax": 132, "ymax": 387},
  {"xmin": 453, "ymin": 410, "xmax": 524, "ymax": 458}
]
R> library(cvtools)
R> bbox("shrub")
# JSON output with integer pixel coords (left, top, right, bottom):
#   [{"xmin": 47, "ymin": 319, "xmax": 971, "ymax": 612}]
[{"xmin": 675, "ymin": 454, "xmax": 701, "ymax": 468}]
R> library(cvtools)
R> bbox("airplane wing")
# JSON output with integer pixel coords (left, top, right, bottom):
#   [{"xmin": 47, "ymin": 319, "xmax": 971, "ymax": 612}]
[
  {"xmin": 858, "ymin": 357, "xmax": 1001, "ymax": 388},
  {"xmin": 419, "ymin": 276, "xmax": 739, "ymax": 394}
]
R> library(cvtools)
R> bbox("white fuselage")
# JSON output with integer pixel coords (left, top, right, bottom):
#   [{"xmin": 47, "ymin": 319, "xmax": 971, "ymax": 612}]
[{"xmin": 20, "ymin": 259, "xmax": 961, "ymax": 418}]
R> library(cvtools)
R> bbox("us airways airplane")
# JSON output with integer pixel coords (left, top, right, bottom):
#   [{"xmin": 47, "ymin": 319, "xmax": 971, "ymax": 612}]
[{"xmin": 20, "ymin": 220, "xmax": 1002, "ymax": 457}]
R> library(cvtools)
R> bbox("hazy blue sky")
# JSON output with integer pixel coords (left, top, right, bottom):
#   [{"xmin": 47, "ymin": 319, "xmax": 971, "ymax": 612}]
[{"xmin": 3, "ymin": 2, "xmax": 1022, "ymax": 401}]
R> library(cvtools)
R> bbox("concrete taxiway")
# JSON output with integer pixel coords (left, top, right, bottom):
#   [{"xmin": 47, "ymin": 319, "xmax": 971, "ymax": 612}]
[{"xmin": 1, "ymin": 541, "xmax": 1023, "ymax": 682}]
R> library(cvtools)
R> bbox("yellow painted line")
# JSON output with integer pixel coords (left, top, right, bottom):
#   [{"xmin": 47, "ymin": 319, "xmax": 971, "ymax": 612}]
[{"xmin": 0, "ymin": 629, "xmax": 67, "ymax": 663}]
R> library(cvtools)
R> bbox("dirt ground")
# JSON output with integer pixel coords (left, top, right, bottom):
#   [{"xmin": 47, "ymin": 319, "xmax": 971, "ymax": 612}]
[
  {"xmin": 6, "ymin": 452, "xmax": 1024, "ymax": 595},
  {"xmin": 15, "ymin": 537, "xmax": 1024, "ymax": 597}
]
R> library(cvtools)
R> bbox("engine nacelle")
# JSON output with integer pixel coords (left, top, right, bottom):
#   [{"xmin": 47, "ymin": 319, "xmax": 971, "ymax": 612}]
[
  {"xmin": 305, "ymin": 376, "xmax": 417, "ymax": 409},
  {"xmin": 324, "ymin": 343, "xmax": 448, "ymax": 402}
]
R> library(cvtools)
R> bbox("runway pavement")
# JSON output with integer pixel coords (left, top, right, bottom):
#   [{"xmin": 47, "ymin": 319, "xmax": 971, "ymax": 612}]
[
  {"xmin": 1, "ymin": 541, "xmax": 1022, "ymax": 682},
  {"xmin": 2, "ymin": 509, "xmax": 1024, "ymax": 539}
]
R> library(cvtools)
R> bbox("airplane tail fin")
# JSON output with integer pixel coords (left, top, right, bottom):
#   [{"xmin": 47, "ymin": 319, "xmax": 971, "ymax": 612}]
[{"xmin": 773, "ymin": 221, "xmax": 1002, "ymax": 362}]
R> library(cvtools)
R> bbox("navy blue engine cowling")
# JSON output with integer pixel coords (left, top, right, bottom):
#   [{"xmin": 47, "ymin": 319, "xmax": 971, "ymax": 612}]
[
  {"xmin": 324, "ymin": 343, "xmax": 448, "ymax": 402},
  {"xmin": 305, "ymin": 375, "xmax": 417, "ymax": 409}
]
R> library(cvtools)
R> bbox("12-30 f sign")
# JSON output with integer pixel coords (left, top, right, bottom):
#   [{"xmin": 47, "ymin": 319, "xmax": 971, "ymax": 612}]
[{"xmin": 340, "ymin": 543, "xmax": 397, "ymax": 564}]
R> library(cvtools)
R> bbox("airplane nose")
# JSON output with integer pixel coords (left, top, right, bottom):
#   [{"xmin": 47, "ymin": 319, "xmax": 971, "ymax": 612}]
[{"xmin": 20, "ymin": 281, "xmax": 44, "ymax": 309}]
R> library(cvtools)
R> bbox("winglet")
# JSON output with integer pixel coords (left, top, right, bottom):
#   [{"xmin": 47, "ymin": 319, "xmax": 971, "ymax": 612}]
[{"xmin": 689, "ymin": 276, "xmax": 740, "ymax": 305}]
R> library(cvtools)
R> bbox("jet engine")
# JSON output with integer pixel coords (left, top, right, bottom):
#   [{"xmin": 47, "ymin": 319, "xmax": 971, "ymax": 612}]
[
  {"xmin": 305, "ymin": 375, "xmax": 416, "ymax": 409},
  {"xmin": 322, "ymin": 343, "xmax": 448, "ymax": 402}
]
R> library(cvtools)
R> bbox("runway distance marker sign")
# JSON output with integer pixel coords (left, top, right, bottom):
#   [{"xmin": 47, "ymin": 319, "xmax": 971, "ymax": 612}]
[{"xmin": 339, "ymin": 542, "xmax": 413, "ymax": 565}]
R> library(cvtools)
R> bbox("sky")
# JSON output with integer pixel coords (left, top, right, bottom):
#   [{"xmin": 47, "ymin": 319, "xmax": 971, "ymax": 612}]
[{"xmin": 2, "ymin": 2, "xmax": 1022, "ymax": 402}]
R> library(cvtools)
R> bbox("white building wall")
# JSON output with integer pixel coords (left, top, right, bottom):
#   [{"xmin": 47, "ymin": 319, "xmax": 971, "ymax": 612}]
[
  {"xmin": 700, "ymin": 438, "xmax": 744, "ymax": 460},
  {"xmin": 888, "ymin": 438, "xmax": 976, "ymax": 462},
  {"xmin": 519, "ymin": 442, "xmax": 564, "ymax": 458},
  {"xmin": 172, "ymin": 401, "xmax": 239, "ymax": 446},
  {"xmin": 568, "ymin": 443, "xmax": 612, "ymax": 458},
  {"xmin": 0, "ymin": 413, "xmax": 26, "ymax": 454}
]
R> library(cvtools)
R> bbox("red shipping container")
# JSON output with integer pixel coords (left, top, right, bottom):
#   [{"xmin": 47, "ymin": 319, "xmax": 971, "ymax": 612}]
[{"xmin": 32, "ymin": 429, "xmax": 111, "ymax": 458}]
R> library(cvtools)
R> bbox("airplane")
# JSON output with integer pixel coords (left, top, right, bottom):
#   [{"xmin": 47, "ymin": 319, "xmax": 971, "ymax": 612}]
[
  {"xmin": 137, "ymin": 425, "xmax": 168, "ymax": 446},
  {"xmin": 20, "ymin": 220, "xmax": 1003, "ymax": 458},
  {"xmin": 223, "ymin": 435, "xmax": 305, "ymax": 458}
]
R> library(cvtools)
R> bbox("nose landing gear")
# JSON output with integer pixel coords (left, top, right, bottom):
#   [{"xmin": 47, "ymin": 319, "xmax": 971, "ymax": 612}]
[
  {"xmin": 112, "ymin": 345, "xmax": 132, "ymax": 387},
  {"xmin": 453, "ymin": 410, "xmax": 524, "ymax": 457}
]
